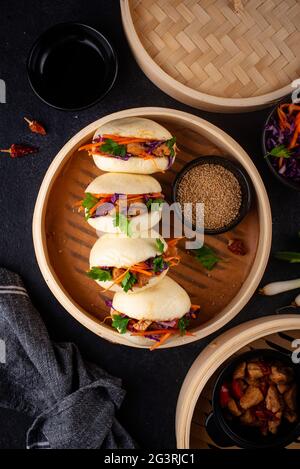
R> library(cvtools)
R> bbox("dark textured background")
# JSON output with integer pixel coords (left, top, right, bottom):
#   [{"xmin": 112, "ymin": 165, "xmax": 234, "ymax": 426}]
[{"xmin": 0, "ymin": 0, "xmax": 300, "ymax": 449}]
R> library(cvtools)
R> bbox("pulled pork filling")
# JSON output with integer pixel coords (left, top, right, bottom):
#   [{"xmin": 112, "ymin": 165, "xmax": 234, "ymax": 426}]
[
  {"xmin": 88, "ymin": 248, "xmax": 180, "ymax": 292},
  {"xmin": 106, "ymin": 302, "xmax": 200, "ymax": 350},
  {"xmin": 77, "ymin": 192, "xmax": 165, "ymax": 220},
  {"xmin": 78, "ymin": 135, "xmax": 176, "ymax": 167},
  {"xmin": 87, "ymin": 239, "xmax": 181, "ymax": 293}
]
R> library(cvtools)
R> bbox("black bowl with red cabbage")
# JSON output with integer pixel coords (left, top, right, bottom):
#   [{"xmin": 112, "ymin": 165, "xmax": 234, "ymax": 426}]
[{"xmin": 263, "ymin": 98, "xmax": 300, "ymax": 191}]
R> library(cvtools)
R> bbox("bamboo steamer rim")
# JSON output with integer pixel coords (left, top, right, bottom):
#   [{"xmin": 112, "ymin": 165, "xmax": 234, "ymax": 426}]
[
  {"xmin": 32, "ymin": 107, "xmax": 272, "ymax": 348},
  {"xmin": 176, "ymin": 314, "xmax": 300, "ymax": 448},
  {"xmin": 120, "ymin": 0, "xmax": 294, "ymax": 112}
]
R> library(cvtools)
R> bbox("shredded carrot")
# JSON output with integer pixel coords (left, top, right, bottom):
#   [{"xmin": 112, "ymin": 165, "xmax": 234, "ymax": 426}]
[
  {"xmin": 150, "ymin": 332, "xmax": 172, "ymax": 351},
  {"xmin": 133, "ymin": 262, "xmax": 151, "ymax": 269},
  {"xmin": 149, "ymin": 192, "xmax": 163, "ymax": 198},
  {"xmin": 102, "ymin": 134, "xmax": 155, "ymax": 143},
  {"xmin": 167, "ymin": 237, "xmax": 183, "ymax": 247},
  {"xmin": 93, "ymin": 193, "xmax": 114, "ymax": 198},
  {"xmin": 190, "ymin": 304, "xmax": 200, "ymax": 310},
  {"xmin": 74, "ymin": 200, "xmax": 83, "ymax": 207},
  {"xmin": 129, "ymin": 268, "xmax": 153, "ymax": 276},
  {"xmin": 101, "ymin": 267, "xmax": 131, "ymax": 292},
  {"xmin": 78, "ymin": 142, "xmax": 102, "ymax": 151},
  {"xmin": 89, "ymin": 196, "xmax": 112, "ymax": 216},
  {"xmin": 277, "ymin": 105, "xmax": 292, "ymax": 131},
  {"xmin": 120, "ymin": 195, "xmax": 145, "ymax": 203},
  {"xmin": 163, "ymin": 256, "xmax": 181, "ymax": 265},
  {"xmin": 281, "ymin": 103, "xmax": 300, "ymax": 114},
  {"xmin": 288, "ymin": 113, "xmax": 300, "ymax": 149}
]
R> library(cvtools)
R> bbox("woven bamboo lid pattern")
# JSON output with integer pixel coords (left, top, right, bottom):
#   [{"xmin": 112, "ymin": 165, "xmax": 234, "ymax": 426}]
[{"xmin": 122, "ymin": 0, "xmax": 300, "ymax": 111}]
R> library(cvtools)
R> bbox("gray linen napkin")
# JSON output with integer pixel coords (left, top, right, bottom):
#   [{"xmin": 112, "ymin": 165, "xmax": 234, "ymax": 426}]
[{"xmin": 0, "ymin": 267, "xmax": 135, "ymax": 449}]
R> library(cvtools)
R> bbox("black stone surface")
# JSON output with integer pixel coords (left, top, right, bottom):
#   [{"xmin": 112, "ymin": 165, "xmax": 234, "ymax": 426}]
[{"xmin": 0, "ymin": 0, "xmax": 299, "ymax": 450}]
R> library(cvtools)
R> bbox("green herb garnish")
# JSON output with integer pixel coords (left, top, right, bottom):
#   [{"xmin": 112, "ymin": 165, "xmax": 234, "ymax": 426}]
[
  {"xmin": 146, "ymin": 198, "xmax": 165, "ymax": 210},
  {"xmin": 178, "ymin": 317, "xmax": 189, "ymax": 335},
  {"xmin": 165, "ymin": 137, "xmax": 176, "ymax": 157},
  {"xmin": 101, "ymin": 139, "xmax": 127, "ymax": 158},
  {"xmin": 195, "ymin": 245, "xmax": 220, "ymax": 270},
  {"xmin": 87, "ymin": 267, "xmax": 112, "ymax": 281},
  {"xmin": 265, "ymin": 145, "xmax": 292, "ymax": 159},
  {"xmin": 111, "ymin": 314, "xmax": 129, "ymax": 334},
  {"xmin": 152, "ymin": 256, "xmax": 167, "ymax": 273},
  {"xmin": 82, "ymin": 192, "xmax": 98, "ymax": 220},
  {"xmin": 113, "ymin": 213, "xmax": 133, "ymax": 236},
  {"xmin": 275, "ymin": 251, "xmax": 300, "ymax": 263},
  {"xmin": 121, "ymin": 271, "xmax": 137, "ymax": 292},
  {"xmin": 156, "ymin": 238, "xmax": 164, "ymax": 254}
]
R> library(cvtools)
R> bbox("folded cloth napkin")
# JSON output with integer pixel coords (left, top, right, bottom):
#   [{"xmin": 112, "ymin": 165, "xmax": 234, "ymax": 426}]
[{"xmin": 0, "ymin": 267, "xmax": 135, "ymax": 449}]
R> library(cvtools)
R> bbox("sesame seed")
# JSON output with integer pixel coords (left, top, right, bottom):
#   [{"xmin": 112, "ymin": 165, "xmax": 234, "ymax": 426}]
[{"xmin": 177, "ymin": 163, "xmax": 242, "ymax": 230}]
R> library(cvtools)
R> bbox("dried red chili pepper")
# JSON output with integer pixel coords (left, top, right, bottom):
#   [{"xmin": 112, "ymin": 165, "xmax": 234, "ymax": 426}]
[
  {"xmin": 24, "ymin": 117, "xmax": 46, "ymax": 135},
  {"xmin": 228, "ymin": 239, "xmax": 246, "ymax": 256},
  {"xmin": 0, "ymin": 144, "xmax": 38, "ymax": 158}
]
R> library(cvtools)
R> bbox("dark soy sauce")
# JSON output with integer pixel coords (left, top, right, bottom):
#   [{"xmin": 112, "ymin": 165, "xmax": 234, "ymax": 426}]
[{"xmin": 40, "ymin": 38, "xmax": 107, "ymax": 109}]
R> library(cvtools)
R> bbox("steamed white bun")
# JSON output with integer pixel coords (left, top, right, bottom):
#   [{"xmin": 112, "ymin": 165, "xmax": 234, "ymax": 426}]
[
  {"xmin": 89, "ymin": 231, "xmax": 168, "ymax": 293},
  {"xmin": 112, "ymin": 277, "xmax": 191, "ymax": 321},
  {"xmin": 92, "ymin": 117, "xmax": 173, "ymax": 174}
]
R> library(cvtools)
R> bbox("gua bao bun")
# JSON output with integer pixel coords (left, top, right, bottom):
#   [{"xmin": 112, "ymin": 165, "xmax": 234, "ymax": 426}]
[
  {"xmin": 91, "ymin": 117, "xmax": 176, "ymax": 174},
  {"xmin": 84, "ymin": 173, "xmax": 163, "ymax": 233},
  {"xmin": 88, "ymin": 231, "xmax": 169, "ymax": 293},
  {"xmin": 111, "ymin": 277, "xmax": 192, "ymax": 347}
]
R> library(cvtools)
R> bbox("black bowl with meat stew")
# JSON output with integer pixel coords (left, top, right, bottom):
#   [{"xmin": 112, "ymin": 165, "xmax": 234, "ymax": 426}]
[{"xmin": 205, "ymin": 349, "xmax": 300, "ymax": 448}]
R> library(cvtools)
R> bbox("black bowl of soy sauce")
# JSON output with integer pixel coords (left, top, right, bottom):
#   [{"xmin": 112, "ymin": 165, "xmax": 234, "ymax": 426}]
[{"xmin": 27, "ymin": 23, "xmax": 118, "ymax": 111}]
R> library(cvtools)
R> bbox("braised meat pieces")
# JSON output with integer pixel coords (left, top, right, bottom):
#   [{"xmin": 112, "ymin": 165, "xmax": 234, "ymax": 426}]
[{"xmin": 220, "ymin": 357, "xmax": 298, "ymax": 436}]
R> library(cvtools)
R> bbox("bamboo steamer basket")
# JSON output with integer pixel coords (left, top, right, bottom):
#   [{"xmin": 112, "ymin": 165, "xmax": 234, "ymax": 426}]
[
  {"xmin": 121, "ymin": 0, "xmax": 300, "ymax": 113},
  {"xmin": 32, "ymin": 107, "xmax": 271, "ymax": 348},
  {"xmin": 176, "ymin": 314, "xmax": 300, "ymax": 448}
]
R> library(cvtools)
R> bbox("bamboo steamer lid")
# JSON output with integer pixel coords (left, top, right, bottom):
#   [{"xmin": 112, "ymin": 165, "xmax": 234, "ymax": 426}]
[{"xmin": 121, "ymin": 0, "xmax": 300, "ymax": 112}]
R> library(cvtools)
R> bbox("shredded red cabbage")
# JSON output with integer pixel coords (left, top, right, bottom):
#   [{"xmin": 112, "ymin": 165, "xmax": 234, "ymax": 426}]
[
  {"xmin": 265, "ymin": 105, "xmax": 300, "ymax": 182},
  {"xmin": 105, "ymin": 299, "xmax": 113, "ymax": 308},
  {"xmin": 91, "ymin": 193, "xmax": 159, "ymax": 218}
]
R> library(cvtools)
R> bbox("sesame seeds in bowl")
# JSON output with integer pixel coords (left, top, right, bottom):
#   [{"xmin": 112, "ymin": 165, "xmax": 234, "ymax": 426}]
[{"xmin": 172, "ymin": 156, "xmax": 252, "ymax": 235}]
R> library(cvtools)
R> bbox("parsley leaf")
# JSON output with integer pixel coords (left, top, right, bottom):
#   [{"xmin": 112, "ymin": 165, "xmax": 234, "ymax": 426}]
[
  {"xmin": 111, "ymin": 314, "xmax": 129, "ymax": 334},
  {"xmin": 152, "ymin": 256, "xmax": 167, "ymax": 273},
  {"xmin": 195, "ymin": 245, "xmax": 220, "ymax": 270},
  {"xmin": 165, "ymin": 137, "xmax": 176, "ymax": 157},
  {"xmin": 121, "ymin": 271, "xmax": 137, "ymax": 292},
  {"xmin": 156, "ymin": 238, "xmax": 164, "ymax": 254},
  {"xmin": 82, "ymin": 193, "xmax": 98, "ymax": 220},
  {"xmin": 101, "ymin": 139, "xmax": 127, "ymax": 157},
  {"xmin": 113, "ymin": 213, "xmax": 133, "ymax": 237},
  {"xmin": 87, "ymin": 267, "xmax": 112, "ymax": 281},
  {"xmin": 265, "ymin": 145, "xmax": 291, "ymax": 159},
  {"xmin": 178, "ymin": 317, "xmax": 189, "ymax": 335},
  {"xmin": 146, "ymin": 198, "xmax": 165, "ymax": 210}
]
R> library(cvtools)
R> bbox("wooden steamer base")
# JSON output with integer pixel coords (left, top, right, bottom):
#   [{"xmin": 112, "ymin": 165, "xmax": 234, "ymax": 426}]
[{"xmin": 33, "ymin": 107, "xmax": 271, "ymax": 348}]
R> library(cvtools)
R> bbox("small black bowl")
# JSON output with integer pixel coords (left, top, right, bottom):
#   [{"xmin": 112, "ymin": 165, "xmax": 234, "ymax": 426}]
[
  {"xmin": 172, "ymin": 156, "xmax": 252, "ymax": 235},
  {"xmin": 27, "ymin": 23, "xmax": 118, "ymax": 111},
  {"xmin": 206, "ymin": 349, "xmax": 300, "ymax": 449},
  {"xmin": 262, "ymin": 95, "xmax": 300, "ymax": 192}
]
